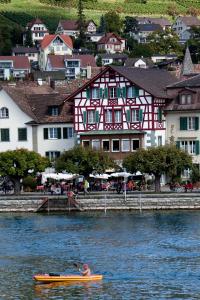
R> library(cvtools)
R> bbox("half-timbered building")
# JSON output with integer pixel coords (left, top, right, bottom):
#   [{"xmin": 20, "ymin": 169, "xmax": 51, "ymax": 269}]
[{"xmin": 65, "ymin": 66, "xmax": 176, "ymax": 164}]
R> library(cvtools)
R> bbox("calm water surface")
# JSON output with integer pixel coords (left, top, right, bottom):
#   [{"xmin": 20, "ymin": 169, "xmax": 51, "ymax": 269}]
[{"xmin": 0, "ymin": 210, "xmax": 200, "ymax": 299}]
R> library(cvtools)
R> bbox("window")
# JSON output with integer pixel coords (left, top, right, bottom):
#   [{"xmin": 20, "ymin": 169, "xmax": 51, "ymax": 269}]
[
  {"xmin": 63, "ymin": 127, "xmax": 74, "ymax": 139},
  {"xmin": 88, "ymin": 110, "xmax": 95, "ymax": 124},
  {"xmin": 105, "ymin": 109, "xmax": 112, "ymax": 123},
  {"xmin": 188, "ymin": 117, "xmax": 196, "ymax": 130},
  {"xmin": 132, "ymin": 110, "xmax": 139, "ymax": 122},
  {"xmin": 1, "ymin": 128, "xmax": 9, "ymax": 142},
  {"xmin": 48, "ymin": 106, "xmax": 59, "ymax": 116},
  {"xmin": 180, "ymin": 140, "xmax": 196, "ymax": 155},
  {"xmin": 82, "ymin": 140, "xmax": 90, "ymax": 147},
  {"xmin": 43, "ymin": 128, "xmax": 61, "ymax": 140},
  {"xmin": 180, "ymin": 94, "xmax": 192, "ymax": 104},
  {"xmin": 18, "ymin": 128, "xmax": 27, "ymax": 141},
  {"xmin": 45, "ymin": 151, "xmax": 60, "ymax": 161},
  {"xmin": 112, "ymin": 140, "xmax": 120, "ymax": 152},
  {"xmin": 158, "ymin": 136, "xmax": 162, "ymax": 146},
  {"xmin": 132, "ymin": 139, "xmax": 140, "ymax": 151},
  {"xmin": 92, "ymin": 140, "xmax": 100, "ymax": 150},
  {"xmin": 122, "ymin": 139, "xmax": 130, "ymax": 152},
  {"xmin": 0, "ymin": 107, "xmax": 9, "ymax": 118},
  {"xmin": 127, "ymin": 86, "xmax": 139, "ymax": 98},
  {"xmin": 109, "ymin": 87, "xmax": 116, "ymax": 98},
  {"xmin": 92, "ymin": 88, "xmax": 100, "ymax": 99},
  {"xmin": 114, "ymin": 110, "xmax": 122, "ymax": 123},
  {"xmin": 102, "ymin": 140, "xmax": 110, "ymax": 151}
]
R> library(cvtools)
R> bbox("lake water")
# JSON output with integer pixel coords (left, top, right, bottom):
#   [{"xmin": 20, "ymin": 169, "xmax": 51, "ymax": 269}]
[{"xmin": 0, "ymin": 211, "xmax": 200, "ymax": 299}]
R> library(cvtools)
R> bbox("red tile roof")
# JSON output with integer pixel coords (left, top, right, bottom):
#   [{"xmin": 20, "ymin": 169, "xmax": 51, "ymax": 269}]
[
  {"xmin": 98, "ymin": 33, "xmax": 123, "ymax": 45},
  {"xmin": 0, "ymin": 56, "xmax": 30, "ymax": 69},
  {"xmin": 59, "ymin": 20, "xmax": 79, "ymax": 31},
  {"xmin": 40, "ymin": 34, "xmax": 73, "ymax": 50},
  {"xmin": 48, "ymin": 54, "xmax": 97, "ymax": 68}
]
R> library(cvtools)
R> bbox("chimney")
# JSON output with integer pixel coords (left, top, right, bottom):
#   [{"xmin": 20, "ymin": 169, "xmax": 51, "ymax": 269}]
[{"xmin": 87, "ymin": 65, "xmax": 91, "ymax": 79}]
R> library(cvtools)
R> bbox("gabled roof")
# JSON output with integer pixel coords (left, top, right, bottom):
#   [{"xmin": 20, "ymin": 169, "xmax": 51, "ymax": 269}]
[
  {"xmin": 148, "ymin": 17, "xmax": 171, "ymax": 27},
  {"xmin": 12, "ymin": 46, "xmax": 39, "ymax": 54},
  {"xmin": 48, "ymin": 54, "xmax": 97, "ymax": 69},
  {"xmin": 40, "ymin": 34, "xmax": 73, "ymax": 50},
  {"xmin": 59, "ymin": 20, "xmax": 79, "ymax": 31},
  {"xmin": 64, "ymin": 65, "xmax": 177, "ymax": 102},
  {"xmin": 0, "ymin": 56, "xmax": 30, "ymax": 69},
  {"xmin": 1, "ymin": 83, "xmax": 73, "ymax": 124},
  {"xmin": 167, "ymin": 73, "xmax": 200, "ymax": 88},
  {"xmin": 124, "ymin": 57, "xmax": 153, "ymax": 67},
  {"xmin": 27, "ymin": 18, "xmax": 45, "ymax": 28},
  {"xmin": 86, "ymin": 19, "xmax": 97, "ymax": 27},
  {"xmin": 138, "ymin": 23, "xmax": 163, "ymax": 32},
  {"xmin": 177, "ymin": 16, "xmax": 200, "ymax": 26},
  {"xmin": 97, "ymin": 33, "xmax": 123, "ymax": 45}
]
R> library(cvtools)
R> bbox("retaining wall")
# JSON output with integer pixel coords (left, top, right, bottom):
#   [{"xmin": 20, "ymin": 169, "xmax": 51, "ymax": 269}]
[{"xmin": 1, "ymin": 192, "xmax": 200, "ymax": 212}]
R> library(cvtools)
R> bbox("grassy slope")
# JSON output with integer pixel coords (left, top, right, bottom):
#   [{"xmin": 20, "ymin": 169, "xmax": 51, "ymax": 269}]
[{"xmin": 0, "ymin": 0, "xmax": 195, "ymax": 31}]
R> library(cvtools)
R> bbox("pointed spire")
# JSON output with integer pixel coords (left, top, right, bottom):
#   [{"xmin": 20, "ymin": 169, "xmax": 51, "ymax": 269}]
[{"xmin": 182, "ymin": 46, "xmax": 194, "ymax": 76}]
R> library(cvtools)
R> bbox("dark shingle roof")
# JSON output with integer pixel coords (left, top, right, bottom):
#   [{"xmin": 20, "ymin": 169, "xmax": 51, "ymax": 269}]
[
  {"xmin": 99, "ymin": 53, "xmax": 128, "ymax": 60},
  {"xmin": 111, "ymin": 66, "xmax": 176, "ymax": 98},
  {"xmin": 124, "ymin": 57, "xmax": 153, "ymax": 67},
  {"xmin": 33, "ymin": 71, "xmax": 66, "ymax": 81},
  {"xmin": 139, "ymin": 23, "xmax": 162, "ymax": 32},
  {"xmin": 167, "ymin": 73, "xmax": 200, "ymax": 88},
  {"xmin": 12, "ymin": 47, "xmax": 39, "ymax": 54}
]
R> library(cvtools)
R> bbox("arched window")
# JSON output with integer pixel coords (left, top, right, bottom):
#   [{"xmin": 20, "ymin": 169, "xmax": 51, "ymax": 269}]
[{"xmin": 0, "ymin": 107, "xmax": 9, "ymax": 118}]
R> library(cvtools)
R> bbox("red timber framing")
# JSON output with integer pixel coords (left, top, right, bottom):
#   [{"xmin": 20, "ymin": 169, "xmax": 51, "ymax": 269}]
[{"xmin": 64, "ymin": 65, "xmax": 174, "ymax": 152}]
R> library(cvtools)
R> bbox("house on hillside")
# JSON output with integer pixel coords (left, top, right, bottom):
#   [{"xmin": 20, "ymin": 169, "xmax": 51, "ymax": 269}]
[
  {"xmin": 172, "ymin": 16, "xmax": 200, "ymax": 43},
  {"xmin": 12, "ymin": 46, "xmax": 39, "ymax": 64},
  {"xmin": 64, "ymin": 65, "xmax": 176, "ymax": 165},
  {"xmin": 39, "ymin": 34, "xmax": 73, "ymax": 71},
  {"xmin": 124, "ymin": 57, "xmax": 153, "ymax": 68},
  {"xmin": 46, "ymin": 54, "xmax": 97, "ymax": 79},
  {"xmin": 56, "ymin": 19, "xmax": 97, "ymax": 37},
  {"xmin": 165, "ymin": 74, "xmax": 200, "ymax": 170},
  {"xmin": 136, "ymin": 17, "xmax": 171, "ymax": 30},
  {"xmin": 97, "ymin": 33, "xmax": 126, "ymax": 54},
  {"xmin": 131, "ymin": 24, "xmax": 163, "ymax": 43},
  {"xmin": 97, "ymin": 53, "xmax": 128, "ymax": 66},
  {"xmin": 0, "ymin": 83, "xmax": 74, "ymax": 160},
  {"xmin": 0, "ymin": 56, "xmax": 30, "ymax": 80},
  {"xmin": 23, "ymin": 18, "xmax": 49, "ymax": 45}
]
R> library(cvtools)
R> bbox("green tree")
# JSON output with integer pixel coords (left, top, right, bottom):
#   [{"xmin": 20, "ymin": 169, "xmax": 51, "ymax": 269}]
[
  {"xmin": 77, "ymin": 0, "xmax": 86, "ymax": 46},
  {"xmin": 24, "ymin": 28, "xmax": 33, "ymax": 47},
  {"xmin": 188, "ymin": 26, "xmax": 200, "ymax": 63},
  {"xmin": 123, "ymin": 145, "xmax": 192, "ymax": 192},
  {"xmin": 123, "ymin": 16, "xmax": 139, "ymax": 34},
  {"xmin": 55, "ymin": 146, "xmax": 114, "ymax": 177},
  {"xmin": 104, "ymin": 11, "xmax": 122, "ymax": 34},
  {"xmin": 96, "ymin": 55, "xmax": 102, "ymax": 66},
  {"xmin": 167, "ymin": 3, "xmax": 179, "ymax": 18},
  {"xmin": 0, "ymin": 149, "xmax": 49, "ymax": 194},
  {"xmin": 97, "ymin": 15, "xmax": 106, "ymax": 34},
  {"xmin": 147, "ymin": 29, "xmax": 183, "ymax": 56},
  {"xmin": 129, "ymin": 43, "xmax": 153, "ymax": 57}
]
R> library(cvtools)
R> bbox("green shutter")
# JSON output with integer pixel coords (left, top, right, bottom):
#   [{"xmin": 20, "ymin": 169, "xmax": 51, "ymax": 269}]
[
  {"xmin": 1, "ymin": 129, "xmax": 9, "ymax": 141},
  {"xmin": 122, "ymin": 87, "xmax": 126, "ymax": 98},
  {"xmin": 135, "ymin": 87, "xmax": 139, "ymax": 97},
  {"xmin": 176, "ymin": 141, "xmax": 180, "ymax": 149},
  {"xmin": 195, "ymin": 117, "xmax": 199, "ymax": 130},
  {"xmin": 86, "ymin": 88, "xmax": 90, "ymax": 99},
  {"xmin": 44, "ymin": 128, "xmax": 48, "ymax": 139},
  {"xmin": 196, "ymin": 140, "xmax": 200, "ymax": 155},
  {"xmin": 139, "ymin": 109, "xmax": 143, "ymax": 122},
  {"xmin": 83, "ymin": 111, "xmax": 87, "ymax": 124},
  {"xmin": 126, "ymin": 110, "xmax": 130, "ymax": 122},
  {"xmin": 57, "ymin": 128, "xmax": 61, "ymax": 139},
  {"xmin": 99, "ymin": 88, "xmax": 103, "ymax": 98},
  {"xmin": 104, "ymin": 88, "xmax": 108, "ymax": 99},
  {"xmin": 117, "ymin": 87, "xmax": 121, "ymax": 97},
  {"xmin": 95, "ymin": 111, "xmax": 100, "ymax": 123},
  {"xmin": 158, "ymin": 107, "xmax": 162, "ymax": 122},
  {"xmin": 180, "ymin": 117, "xmax": 187, "ymax": 130},
  {"xmin": 18, "ymin": 128, "xmax": 27, "ymax": 141},
  {"xmin": 63, "ymin": 128, "xmax": 68, "ymax": 139}
]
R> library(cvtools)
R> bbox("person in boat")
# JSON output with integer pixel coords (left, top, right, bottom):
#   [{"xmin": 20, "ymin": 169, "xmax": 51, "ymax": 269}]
[{"xmin": 79, "ymin": 264, "xmax": 91, "ymax": 276}]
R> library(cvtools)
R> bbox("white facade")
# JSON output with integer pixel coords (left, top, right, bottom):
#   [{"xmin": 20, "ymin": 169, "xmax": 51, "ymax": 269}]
[
  {"xmin": 172, "ymin": 17, "xmax": 198, "ymax": 42},
  {"xmin": 39, "ymin": 36, "xmax": 73, "ymax": 70},
  {"xmin": 30, "ymin": 23, "xmax": 49, "ymax": 44}
]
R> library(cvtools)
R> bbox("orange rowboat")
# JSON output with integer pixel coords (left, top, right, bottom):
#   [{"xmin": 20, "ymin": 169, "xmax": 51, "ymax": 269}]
[{"xmin": 33, "ymin": 274, "xmax": 103, "ymax": 283}]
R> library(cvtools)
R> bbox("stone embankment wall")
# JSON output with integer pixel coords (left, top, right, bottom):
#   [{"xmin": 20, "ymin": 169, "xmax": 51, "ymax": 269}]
[{"xmin": 1, "ymin": 192, "xmax": 200, "ymax": 212}]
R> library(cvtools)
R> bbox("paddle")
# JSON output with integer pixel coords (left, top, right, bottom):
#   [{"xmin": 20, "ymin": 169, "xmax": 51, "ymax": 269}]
[{"xmin": 48, "ymin": 262, "xmax": 84, "ymax": 276}]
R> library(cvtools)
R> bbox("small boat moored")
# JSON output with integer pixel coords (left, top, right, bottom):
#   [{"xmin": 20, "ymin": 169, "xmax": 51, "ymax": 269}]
[{"xmin": 33, "ymin": 274, "xmax": 103, "ymax": 283}]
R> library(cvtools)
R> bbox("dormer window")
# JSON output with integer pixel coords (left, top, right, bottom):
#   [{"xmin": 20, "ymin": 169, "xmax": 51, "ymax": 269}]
[
  {"xmin": 180, "ymin": 94, "xmax": 192, "ymax": 104},
  {"xmin": 0, "ymin": 107, "xmax": 9, "ymax": 118},
  {"xmin": 48, "ymin": 106, "xmax": 59, "ymax": 116}
]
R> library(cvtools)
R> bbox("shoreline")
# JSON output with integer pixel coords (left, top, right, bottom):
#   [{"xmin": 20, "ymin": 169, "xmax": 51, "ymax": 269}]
[{"xmin": 1, "ymin": 191, "xmax": 200, "ymax": 212}]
